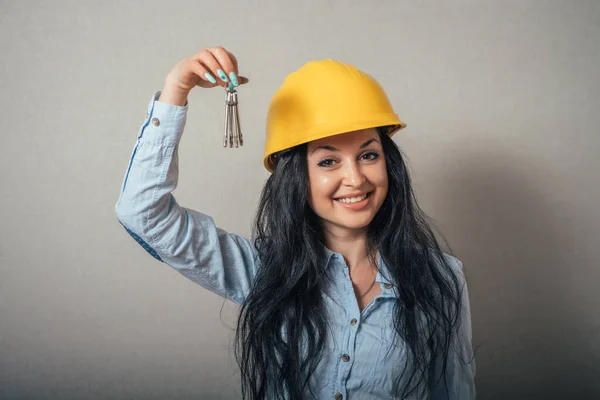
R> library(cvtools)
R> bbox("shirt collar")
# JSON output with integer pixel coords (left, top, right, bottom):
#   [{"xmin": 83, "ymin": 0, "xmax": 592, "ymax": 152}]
[{"xmin": 321, "ymin": 244, "xmax": 399, "ymax": 298}]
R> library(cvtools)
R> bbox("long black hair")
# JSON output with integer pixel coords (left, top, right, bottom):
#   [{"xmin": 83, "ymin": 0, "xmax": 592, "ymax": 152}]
[{"xmin": 233, "ymin": 127, "xmax": 464, "ymax": 399}]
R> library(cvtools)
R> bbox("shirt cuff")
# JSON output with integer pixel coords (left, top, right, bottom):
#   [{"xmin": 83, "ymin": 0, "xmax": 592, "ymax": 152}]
[{"xmin": 138, "ymin": 89, "xmax": 189, "ymax": 143}]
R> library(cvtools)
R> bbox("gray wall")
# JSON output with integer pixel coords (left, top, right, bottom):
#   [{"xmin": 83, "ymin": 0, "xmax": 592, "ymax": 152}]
[{"xmin": 1, "ymin": 1, "xmax": 599, "ymax": 399}]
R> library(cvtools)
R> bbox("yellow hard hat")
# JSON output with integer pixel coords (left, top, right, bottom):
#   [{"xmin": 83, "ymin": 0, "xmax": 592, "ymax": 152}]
[{"xmin": 263, "ymin": 59, "xmax": 406, "ymax": 172}]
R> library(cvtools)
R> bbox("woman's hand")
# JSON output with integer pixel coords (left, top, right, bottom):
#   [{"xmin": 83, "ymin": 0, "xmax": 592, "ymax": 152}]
[{"xmin": 160, "ymin": 47, "xmax": 249, "ymax": 105}]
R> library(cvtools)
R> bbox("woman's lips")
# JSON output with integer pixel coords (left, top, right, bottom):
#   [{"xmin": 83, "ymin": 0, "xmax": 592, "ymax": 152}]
[{"xmin": 334, "ymin": 192, "xmax": 371, "ymax": 210}]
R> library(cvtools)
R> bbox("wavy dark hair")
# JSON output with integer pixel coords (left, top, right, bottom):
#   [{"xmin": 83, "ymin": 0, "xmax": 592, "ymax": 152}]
[{"xmin": 233, "ymin": 127, "xmax": 464, "ymax": 399}]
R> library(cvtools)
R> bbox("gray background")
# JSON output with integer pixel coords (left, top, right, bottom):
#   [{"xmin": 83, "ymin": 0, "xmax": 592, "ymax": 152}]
[{"xmin": 1, "ymin": 0, "xmax": 599, "ymax": 399}]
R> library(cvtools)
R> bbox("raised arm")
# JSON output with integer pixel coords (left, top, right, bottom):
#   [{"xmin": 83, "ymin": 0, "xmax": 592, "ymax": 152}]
[{"xmin": 115, "ymin": 48, "xmax": 254, "ymax": 305}]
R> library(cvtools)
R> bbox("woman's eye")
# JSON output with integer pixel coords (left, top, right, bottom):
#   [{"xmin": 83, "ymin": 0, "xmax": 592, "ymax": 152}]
[
  {"xmin": 317, "ymin": 158, "xmax": 336, "ymax": 167},
  {"xmin": 361, "ymin": 151, "xmax": 379, "ymax": 161},
  {"xmin": 317, "ymin": 152, "xmax": 379, "ymax": 167}
]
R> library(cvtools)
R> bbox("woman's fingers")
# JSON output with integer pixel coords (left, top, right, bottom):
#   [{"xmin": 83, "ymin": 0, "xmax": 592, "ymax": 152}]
[
  {"xmin": 190, "ymin": 49, "xmax": 223, "ymax": 87},
  {"xmin": 226, "ymin": 52, "xmax": 249, "ymax": 85},
  {"xmin": 227, "ymin": 51, "xmax": 239, "ymax": 74},
  {"xmin": 188, "ymin": 58, "xmax": 219, "ymax": 88},
  {"xmin": 190, "ymin": 47, "xmax": 247, "ymax": 88},
  {"xmin": 208, "ymin": 46, "xmax": 238, "ymax": 87}
]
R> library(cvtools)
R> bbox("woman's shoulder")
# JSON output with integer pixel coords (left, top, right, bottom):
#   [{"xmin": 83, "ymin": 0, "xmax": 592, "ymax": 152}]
[
  {"xmin": 441, "ymin": 252, "xmax": 463, "ymax": 270},
  {"xmin": 437, "ymin": 251, "xmax": 467, "ymax": 283}
]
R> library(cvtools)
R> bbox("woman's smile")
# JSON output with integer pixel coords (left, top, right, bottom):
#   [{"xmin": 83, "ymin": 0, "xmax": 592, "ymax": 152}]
[{"xmin": 333, "ymin": 191, "xmax": 373, "ymax": 210}]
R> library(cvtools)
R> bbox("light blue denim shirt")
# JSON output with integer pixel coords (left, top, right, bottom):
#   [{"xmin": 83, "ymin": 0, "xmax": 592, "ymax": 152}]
[{"xmin": 115, "ymin": 90, "xmax": 476, "ymax": 400}]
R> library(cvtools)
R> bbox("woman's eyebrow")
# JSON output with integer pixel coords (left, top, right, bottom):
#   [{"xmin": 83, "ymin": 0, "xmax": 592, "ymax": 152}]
[{"xmin": 311, "ymin": 138, "xmax": 380, "ymax": 155}]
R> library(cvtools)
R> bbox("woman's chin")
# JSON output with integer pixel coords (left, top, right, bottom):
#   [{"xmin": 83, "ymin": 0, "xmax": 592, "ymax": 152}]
[{"xmin": 328, "ymin": 216, "xmax": 375, "ymax": 232}]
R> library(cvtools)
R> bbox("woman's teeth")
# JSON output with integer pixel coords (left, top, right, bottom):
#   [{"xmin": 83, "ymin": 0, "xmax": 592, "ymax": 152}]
[{"xmin": 335, "ymin": 193, "xmax": 369, "ymax": 204}]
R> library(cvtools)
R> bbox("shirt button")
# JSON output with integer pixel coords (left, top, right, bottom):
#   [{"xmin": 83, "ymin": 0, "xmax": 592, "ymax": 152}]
[
  {"xmin": 377, "ymin": 297, "xmax": 384, "ymax": 302},
  {"xmin": 342, "ymin": 354, "xmax": 350, "ymax": 362},
  {"xmin": 334, "ymin": 393, "xmax": 343, "ymax": 400},
  {"xmin": 151, "ymin": 117, "xmax": 160, "ymax": 126},
  {"xmin": 350, "ymin": 318, "xmax": 357, "ymax": 326},
  {"xmin": 384, "ymin": 283, "xmax": 392, "ymax": 289}
]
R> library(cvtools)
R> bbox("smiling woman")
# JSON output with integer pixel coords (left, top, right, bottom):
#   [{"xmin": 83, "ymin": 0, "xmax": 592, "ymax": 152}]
[{"xmin": 115, "ymin": 50, "xmax": 476, "ymax": 400}]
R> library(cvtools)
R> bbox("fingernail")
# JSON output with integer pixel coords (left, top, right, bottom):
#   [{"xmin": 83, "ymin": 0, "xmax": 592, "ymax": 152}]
[
  {"xmin": 217, "ymin": 69, "xmax": 228, "ymax": 82},
  {"xmin": 229, "ymin": 71, "xmax": 239, "ymax": 86},
  {"xmin": 204, "ymin": 72, "xmax": 217, "ymax": 84},
  {"xmin": 228, "ymin": 82, "xmax": 235, "ymax": 91}
]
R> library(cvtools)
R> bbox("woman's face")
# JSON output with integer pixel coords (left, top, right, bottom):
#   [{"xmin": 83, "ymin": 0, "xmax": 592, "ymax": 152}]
[{"xmin": 306, "ymin": 128, "xmax": 388, "ymax": 233}]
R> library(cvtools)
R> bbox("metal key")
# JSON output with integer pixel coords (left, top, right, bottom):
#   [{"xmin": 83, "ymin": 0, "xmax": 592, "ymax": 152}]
[{"xmin": 223, "ymin": 85, "xmax": 243, "ymax": 147}]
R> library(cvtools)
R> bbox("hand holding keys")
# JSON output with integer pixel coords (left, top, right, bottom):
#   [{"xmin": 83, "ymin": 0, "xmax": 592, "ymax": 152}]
[{"xmin": 160, "ymin": 46, "xmax": 248, "ymax": 147}]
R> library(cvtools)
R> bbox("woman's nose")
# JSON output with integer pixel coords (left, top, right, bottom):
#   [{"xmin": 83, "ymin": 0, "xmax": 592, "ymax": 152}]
[{"xmin": 342, "ymin": 160, "xmax": 366, "ymax": 187}]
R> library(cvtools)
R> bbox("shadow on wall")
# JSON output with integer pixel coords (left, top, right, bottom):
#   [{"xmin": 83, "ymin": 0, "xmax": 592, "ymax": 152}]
[{"xmin": 426, "ymin": 143, "xmax": 598, "ymax": 400}]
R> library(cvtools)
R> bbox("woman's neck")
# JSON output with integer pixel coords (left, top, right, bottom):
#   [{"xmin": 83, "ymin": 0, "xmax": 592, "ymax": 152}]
[{"xmin": 323, "ymin": 227, "xmax": 374, "ymax": 272}]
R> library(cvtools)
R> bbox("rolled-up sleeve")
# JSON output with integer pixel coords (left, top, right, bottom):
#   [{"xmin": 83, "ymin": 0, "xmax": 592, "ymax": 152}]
[
  {"xmin": 429, "ymin": 256, "xmax": 477, "ymax": 399},
  {"xmin": 115, "ymin": 90, "xmax": 258, "ymax": 305}
]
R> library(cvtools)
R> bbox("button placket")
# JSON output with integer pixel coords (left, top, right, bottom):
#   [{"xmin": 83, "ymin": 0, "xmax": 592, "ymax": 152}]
[{"xmin": 335, "ymin": 311, "xmax": 357, "ymax": 399}]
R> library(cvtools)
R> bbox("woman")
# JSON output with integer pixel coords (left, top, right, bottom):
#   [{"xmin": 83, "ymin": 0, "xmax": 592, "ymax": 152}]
[{"xmin": 115, "ymin": 47, "xmax": 476, "ymax": 399}]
